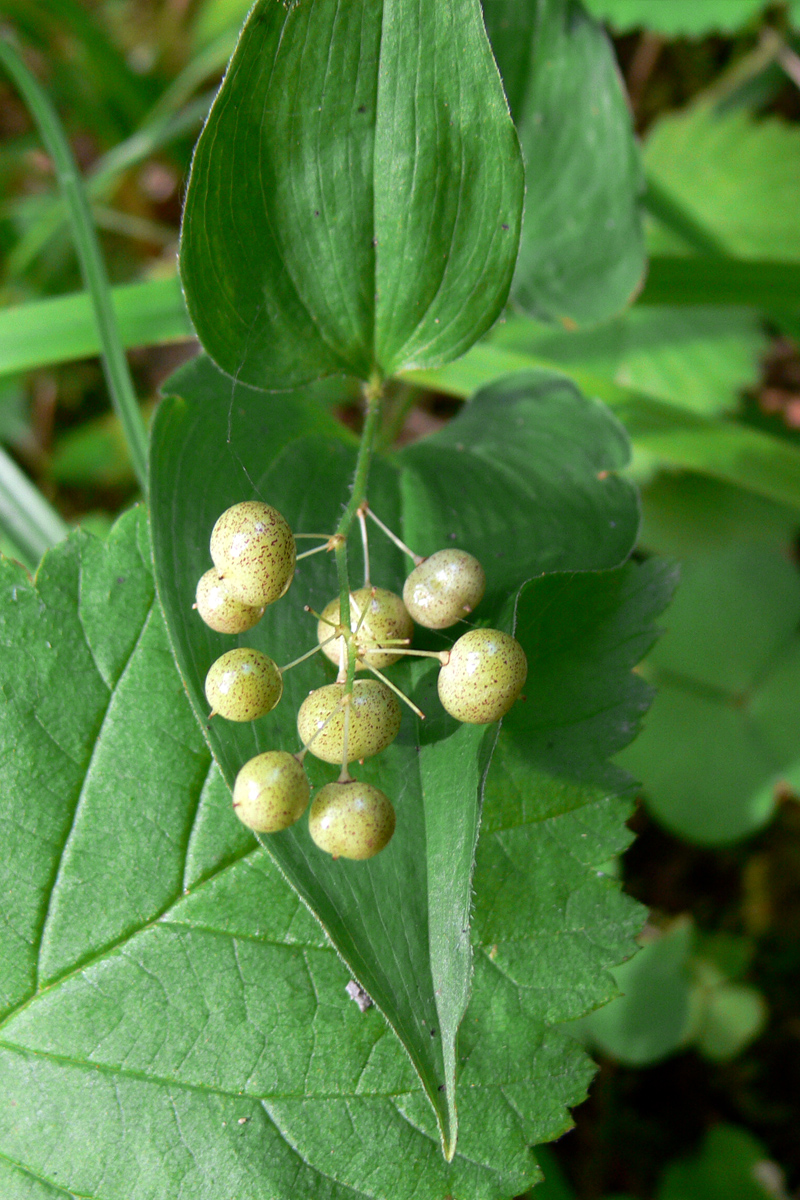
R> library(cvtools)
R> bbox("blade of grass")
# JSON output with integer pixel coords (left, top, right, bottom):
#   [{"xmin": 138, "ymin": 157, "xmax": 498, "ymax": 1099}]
[
  {"xmin": 0, "ymin": 277, "xmax": 193, "ymax": 379},
  {"xmin": 0, "ymin": 38, "xmax": 149, "ymax": 490},
  {"xmin": 0, "ymin": 445, "xmax": 69, "ymax": 569},
  {"xmin": 5, "ymin": 92, "xmax": 212, "ymax": 277}
]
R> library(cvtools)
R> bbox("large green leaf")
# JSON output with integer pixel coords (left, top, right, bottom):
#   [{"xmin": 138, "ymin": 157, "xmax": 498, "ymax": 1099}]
[
  {"xmin": 618, "ymin": 543, "xmax": 800, "ymax": 845},
  {"xmin": 147, "ymin": 355, "xmax": 639, "ymax": 1157},
  {"xmin": 0, "ymin": 429, "xmax": 673, "ymax": 1192},
  {"xmin": 644, "ymin": 106, "xmax": 800, "ymax": 261},
  {"xmin": 179, "ymin": 0, "xmax": 523, "ymax": 388},
  {"xmin": 658, "ymin": 1125, "xmax": 781, "ymax": 1200},
  {"xmin": 410, "ymin": 344, "xmax": 800, "ymax": 512},
  {"xmin": 583, "ymin": 0, "xmax": 766, "ymax": 35},
  {"xmin": 492, "ymin": 307, "xmax": 767, "ymax": 417},
  {"xmin": 483, "ymin": 0, "xmax": 645, "ymax": 326}
]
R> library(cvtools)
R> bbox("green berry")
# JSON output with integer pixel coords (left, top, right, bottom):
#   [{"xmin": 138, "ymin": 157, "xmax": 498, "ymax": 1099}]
[
  {"xmin": 437, "ymin": 628, "xmax": 527, "ymax": 724},
  {"xmin": 308, "ymin": 781, "xmax": 396, "ymax": 859},
  {"xmin": 195, "ymin": 569, "xmax": 265, "ymax": 634},
  {"xmin": 297, "ymin": 679, "xmax": 401, "ymax": 764},
  {"xmin": 403, "ymin": 549, "xmax": 486, "ymax": 629},
  {"xmin": 210, "ymin": 501, "xmax": 296, "ymax": 607},
  {"xmin": 205, "ymin": 647, "xmax": 283, "ymax": 721},
  {"xmin": 233, "ymin": 751, "xmax": 310, "ymax": 832},
  {"xmin": 318, "ymin": 587, "xmax": 413, "ymax": 670}
]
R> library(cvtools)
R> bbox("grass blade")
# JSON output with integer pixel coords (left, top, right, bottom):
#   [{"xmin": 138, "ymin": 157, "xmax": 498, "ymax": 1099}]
[
  {"xmin": 0, "ymin": 446, "xmax": 69, "ymax": 569},
  {"xmin": 0, "ymin": 38, "xmax": 149, "ymax": 490},
  {"xmin": 0, "ymin": 277, "xmax": 193, "ymax": 379}
]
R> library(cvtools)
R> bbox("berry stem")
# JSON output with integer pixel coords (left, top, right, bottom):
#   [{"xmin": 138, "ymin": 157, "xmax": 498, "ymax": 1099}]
[
  {"xmin": 375, "ymin": 647, "xmax": 449, "ymax": 663},
  {"xmin": 279, "ymin": 634, "xmax": 337, "ymax": 674},
  {"xmin": 357, "ymin": 505, "xmax": 371, "ymax": 588},
  {"xmin": 365, "ymin": 664, "xmax": 426, "ymax": 719},
  {"xmin": 295, "ymin": 543, "xmax": 333, "ymax": 562},
  {"xmin": 362, "ymin": 504, "xmax": 423, "ymax": 566}
]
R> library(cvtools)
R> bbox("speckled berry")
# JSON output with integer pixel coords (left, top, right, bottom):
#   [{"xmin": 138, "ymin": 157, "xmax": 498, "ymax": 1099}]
[
  {"xmin": 318, "ymin": 587, "xmax": 413, "ymax": 670},
  {"xmin": 232, "ymin": 751, "xmax": 310, "ymax": 832},
  {"xmin": 308, "ymin": 781, "xmax": 396, "ymax": 860},
  {"xmin": 210, "ymin": 501, "xmax": 296, "ymax": 607},
  {"xmin": 437, "ymin": 629, "xmax": 527, "ymax": 724},
  {"xmin": 205, "ymin": 647, "xmax": 283, "ymax": 721},
  {"xmin": 297, "ymin": 680, "xmax": 401, "ymax": 764},
  {"xmin": 403, "ymin": 549, "xmax": 486, "ymax": 629},
  {"xmin": 195, "ymin": 569, "xmax": 265, "ymax": 634}
]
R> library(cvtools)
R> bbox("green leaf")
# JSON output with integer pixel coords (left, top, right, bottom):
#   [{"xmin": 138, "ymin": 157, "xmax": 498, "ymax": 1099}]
[
  {"xmin": 483, "ymin": 0, "xmax": 645, "ymax": 326},
  {"xmin": 657, "ymin": 1125, "xmax": 782, "ymax": 1200},
  {"xmin": 148, "ymin": 356, "xmax": 640, "ymax": 1158},
  {"xmin": 582, "ymin": 921, "xmax": 695, "ymax": 1066},
  {"xmin": 639, "ymin": 472, "xmax": 800, "ymax": 560},
  {"xmin": 492, "ymin": 307, "xmax": 767, "ymax": 417},
  {"xmin": 580, "ymin": 920, "xmax": 768, "ymax": 1068},
  {"xmin": 179, "ymin": 0, "xmax": 524, "ymax": 388},
  {"xmin": 618, "ymin": 543, "xmax": 800, "ymax": 844},
  {"xmin": 409, "ymin": 344, "xmax": 800, "ymax": 512},
  {"xmin": 583, "ymin": 0, "xmax": 766, "ymax": 35},
  {"xmin": 692, "ymin": 982, "xmax": 768, "ymax": 1062},
  {"xmin": 644, "ymin": 106, "xmax": 800, "ymax": 261},
  {"xmin": 0, "ymin": 402, "xmax": 671, "ymax": 1191}
]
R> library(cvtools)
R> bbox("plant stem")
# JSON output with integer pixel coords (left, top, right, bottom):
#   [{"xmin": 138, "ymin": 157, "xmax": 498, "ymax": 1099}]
[
  {"xmin": 334, "ymin": 374, "xmax": 384, "ymax": 690},
  {"xmin": 0, "ymin": 38, "xmax": 149, "ymax": 491}
]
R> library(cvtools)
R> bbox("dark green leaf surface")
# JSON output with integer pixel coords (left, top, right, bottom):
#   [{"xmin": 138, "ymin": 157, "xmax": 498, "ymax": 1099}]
[
  {"xmin": 0, "ymin": 475, "xmax": 668, "ymax": 1194},
  {"xmin": 619, "ymin": 544, "xmax": 800, "ymax": 844},
  {"xmin": 640, "ymin": 255, "xmax": 800, "ymax": 312},
  {"xmin": 484, "ymin": 0, "xmax": 644, "ymax": 326},
  {"xmin": 179, "ymin": 0, "xmax": 523, "ymax": 388},
  {"xmin": 147, "ymin": 356, "xmax": 639, "ymax": 1157}
]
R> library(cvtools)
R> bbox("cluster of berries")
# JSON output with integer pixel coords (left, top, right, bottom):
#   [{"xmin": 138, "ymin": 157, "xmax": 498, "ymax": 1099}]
[{"xmin": 195, "ymin": 501, "xmax": 527, "ymax": 861}]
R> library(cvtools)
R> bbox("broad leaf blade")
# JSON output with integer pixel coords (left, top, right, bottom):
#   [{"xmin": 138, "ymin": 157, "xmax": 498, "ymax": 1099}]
[
  {"xmin": 148, "ymin": 355, "xmax": 640, "ymax": 1155},
  {"xmin": 0, "ymin": 506, "xmax": 668, "ymax": 1196},
  {"xmin": 457, "ymin": 559, "xmax": 677, "ymax": 1163},
  {"xmin": 409, "ymin": 344, "xmax": 800, "ymax": 512},
  {"xmin": 618, "ymin": 543, "xmax": 800, "ymax": 845},
  {"xmin": 179, "ymin": 0, "xmax": 524, "ymax": 388},
  {"xmin": 644, "ymin": 105, "xmax": 800, "ymax": 261},
  {"xmin": 484, "ymin": 0, "xmax": 645, "ymax": 326}
]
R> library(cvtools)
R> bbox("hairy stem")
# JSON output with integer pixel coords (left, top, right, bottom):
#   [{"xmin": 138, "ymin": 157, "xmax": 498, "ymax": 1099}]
[{"xmin": 334, "ymin": 374, "xmax": 384, "ymax": 692}]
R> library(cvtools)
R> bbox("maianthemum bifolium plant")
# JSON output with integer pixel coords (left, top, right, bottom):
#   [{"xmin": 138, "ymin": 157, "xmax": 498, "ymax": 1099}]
[{"xmin": 0, "ymin": 1, "xmax": 679, "ymax": 1197}]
